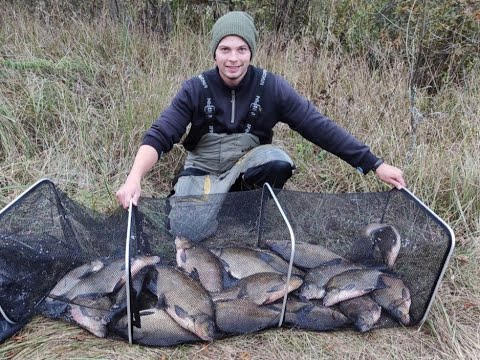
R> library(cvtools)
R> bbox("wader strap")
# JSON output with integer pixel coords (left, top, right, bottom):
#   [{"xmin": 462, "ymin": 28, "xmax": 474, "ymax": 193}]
[
  {"xmin": 243, "ymin": 68, "xmax": 268, "ymax": 134},
  {"xmin": 198, "ymin": 73, "xmax": 216, "ymax": 133}
]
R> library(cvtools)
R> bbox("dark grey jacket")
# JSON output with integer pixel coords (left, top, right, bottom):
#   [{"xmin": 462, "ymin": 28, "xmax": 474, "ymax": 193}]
[{"xmin": 143, "ymin": 65, "xmax": 380, "ymax": 174}]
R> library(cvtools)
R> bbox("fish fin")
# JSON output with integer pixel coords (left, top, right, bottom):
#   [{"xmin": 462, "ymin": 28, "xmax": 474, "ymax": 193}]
[
  {"xmin": 257, "ymin": 251, "xmax": 274, "ymax": 264},
  {"xmin": 218, "ymin": 258, "xmax": 230, "ymax": 272},
  {"xmin": 155, "ymin": 294, "xmax": 167, "ymax": 309},
  {"xmin": 111, "ymin": 280, "xmax": 125, "ymax": 294},
  {"xmin": 375, "ymin": 276, "xmax": 389, "ymax": 290},
  {"xmin": 379, "ymin": 270, "xmax": 402, "ymax": 278},
  {"xmin": 360, "ymin": 261, "xmax": 389, "ymax": 271},
  {"xmin": 189, "ymin": 268, "xmax": 201, "ymax": 282},
  {"xmin": 180, "ymin": 249, "xmax": 187, "ymax": 263},
  {"xmin": 146, "ymin": 276, "xmax": 158, "ymax": 295},
  {"xmin": 294, "ymin": 303, "xmax": 314, "ymax": 316},
  {"xmin": 155, "ymin": 302, "xmax": 167, "ymax": 311},
  {"xmin": 140, "ymin": 309, "xmax": 155, "ymax": 316},
  {"xmin": 267, "ymin": 283, "xmax": 284, "ymax": 293},
  {"xmin": 342, "ymin": 284, "xmax": 356, "ymax": 291},
  {"xmin": 266, "ymin": 242, "xmax": 280, "ymax": 253},
  {"xmin": 77, "ymin": 270, "xmax": 94, "ymax": 280},
  {"xmin": 174, "ymin": 305, "xmax": 189, "ymax": 319},
  {"xmin": 237, "ymin": 283, "xmax": 249, "ymax": 299},
  {"xmin": 323, "ymin": 258, "xmax": 346, "ymax": 267}
]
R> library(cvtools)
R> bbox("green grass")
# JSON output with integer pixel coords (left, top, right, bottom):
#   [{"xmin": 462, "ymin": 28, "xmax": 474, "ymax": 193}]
[{"xmin": 0, "ymin": 4, "xmax": 479, "ymax": 359}]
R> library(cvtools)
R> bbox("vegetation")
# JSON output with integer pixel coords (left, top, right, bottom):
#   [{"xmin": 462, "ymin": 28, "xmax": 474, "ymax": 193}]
[{"xmin": 0, "ymin": 1, "xmax": 479, "ymax": 359}]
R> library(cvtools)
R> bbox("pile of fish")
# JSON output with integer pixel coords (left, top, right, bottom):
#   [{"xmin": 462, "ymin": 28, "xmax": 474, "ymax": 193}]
[{"xmin": 41, "ymin": 222, "xmax": 412, "ymax": 346}]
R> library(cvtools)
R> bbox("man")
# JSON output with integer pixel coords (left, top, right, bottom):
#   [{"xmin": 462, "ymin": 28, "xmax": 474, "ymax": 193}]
[{"xmin": 116, "ymin": 12, "xmax": 405, "ymax": 232}]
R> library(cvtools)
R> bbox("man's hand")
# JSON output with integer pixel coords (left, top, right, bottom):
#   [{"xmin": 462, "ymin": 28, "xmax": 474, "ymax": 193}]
[
  {"xmin": 374, "ymin": 163, "xmax": 406, "ymax": 190},
  {"xmin": 115, "ymin": 145, "xmax": 159, "ymax": 209},
  {"xmin": 116, "ymin": 176, "xmax": 141, "ymax": 209}
]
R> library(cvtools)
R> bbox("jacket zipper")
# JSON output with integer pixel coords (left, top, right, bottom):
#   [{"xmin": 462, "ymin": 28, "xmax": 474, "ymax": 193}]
[{"xmin": 231, "ymin": 89, "xmax": 235, "ymax": 124}]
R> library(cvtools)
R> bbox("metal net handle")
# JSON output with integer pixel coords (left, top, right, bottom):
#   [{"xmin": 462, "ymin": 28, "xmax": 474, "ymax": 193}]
[
  {"xmin": 125, "ymin": 199, "xmax": 134, "ymax": 344},
  {"xmin": 0, "ymin": 306, "xmax": 16, "ymax": 324},
  {"xmin": 262, "ymin": 183, "xmax": 295, "ymax": 327}
]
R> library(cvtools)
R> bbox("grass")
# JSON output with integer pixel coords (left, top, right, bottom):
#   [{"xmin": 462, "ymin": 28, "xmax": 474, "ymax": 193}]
[{"xmin": 0, "ymin": 4, "xmax": 479, "ymax": 360}]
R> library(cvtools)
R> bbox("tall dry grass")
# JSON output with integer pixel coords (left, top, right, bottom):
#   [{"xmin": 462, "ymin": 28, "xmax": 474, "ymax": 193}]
[{"xmin": 0, "ymin": 4, "xmax": 479, "ymax": 360}]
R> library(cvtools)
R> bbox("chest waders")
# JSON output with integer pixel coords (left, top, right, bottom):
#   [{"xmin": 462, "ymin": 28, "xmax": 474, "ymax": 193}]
[{"xmin": 169, "ymin": 68, "xmax": 295, "ymax": 242}]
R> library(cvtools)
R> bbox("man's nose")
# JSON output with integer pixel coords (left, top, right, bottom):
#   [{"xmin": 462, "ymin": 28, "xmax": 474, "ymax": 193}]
[{"xmin": 228, "ymin": 51, "xmax": 240, "ymax": 61}]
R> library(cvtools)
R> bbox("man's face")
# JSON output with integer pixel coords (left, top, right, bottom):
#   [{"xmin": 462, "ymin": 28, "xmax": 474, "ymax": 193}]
[{"xmin": 214, "ymin": 35, "xmax": 251, "ymax": 87}]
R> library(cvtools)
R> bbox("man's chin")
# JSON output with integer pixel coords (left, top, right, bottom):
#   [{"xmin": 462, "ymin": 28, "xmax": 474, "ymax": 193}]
[{"xmin": 219, "ymin": 68, "xmax": 247, "ymax": 85}]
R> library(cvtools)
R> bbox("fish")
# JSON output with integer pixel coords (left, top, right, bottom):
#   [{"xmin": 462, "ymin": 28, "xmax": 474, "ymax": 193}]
[
  {"xmin": 42, "ymin": 259, "xmax": 107, "ymax": 318},
  {"xmin": 279, "ymin": 300, "xmax": 351, "ymax": 331},
  {"xmin": 362, "ymin": 223, "xmax": 401, "ymax": 268},
  {"xmin": 338, "ymin": 295, "xmax": 382, "ymax": 332},
  {"xmin": 69, "ymin": 296, "xmax": 112, "ymax": 338},
  {"xmin": 175, "ymin": 236, "xmax": 224, "ymax": 292},
  {"xmin": 102, "ymin": 265, "xmax": 153, "ymax": 325},
  {"xmin": 42, "ymin": 256, "xmax": 159, "ymax": 322},
  {"xmin": 150, "ymin": 265, "xmax": 216, "ymax": 341},
  {"xmin": 210, "ymin": 246, "xmax": 304, "ymax": 279},
  {"xmin": 47, "ymin": 259, "xmax": 105, "ymax": 299},
  {"xmin": 214, "ymin": 299, "xmax": 281, "ymax": 334},
  {"xmin": 323, "ymin": 269, "xmax": 387, "ymax": 307},
  {"xmin": 211, "ymin": 272, "xmax": 303, "ymax": 305},
  {"xmin": 113, "ymin": 307, "xmax": 201, "ymax": 346},
  {"xmin": 265, "ymin": 240, "xmax": 345, "ymax": 269},
  {"xmin": 299, "ymin": 258, "xmax": 364, "ymax": 300},
  {"xmin": 370, "ymin": 274, "xmax": 411, "ymax": 325},
  {"xmin": 64, "ymin": 255, "xmax": 160, "ymax": 301}
]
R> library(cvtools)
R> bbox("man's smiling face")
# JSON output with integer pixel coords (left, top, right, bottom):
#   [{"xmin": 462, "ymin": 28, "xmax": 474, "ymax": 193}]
[{"xmin": 214, "ymin": 35, "xmax": 251, "ymax": 87}]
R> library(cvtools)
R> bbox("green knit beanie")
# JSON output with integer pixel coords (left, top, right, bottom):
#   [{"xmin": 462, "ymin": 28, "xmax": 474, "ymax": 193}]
[{"xmin": 209, "ymin": 11, "xmax": 258, "ymax": 59}]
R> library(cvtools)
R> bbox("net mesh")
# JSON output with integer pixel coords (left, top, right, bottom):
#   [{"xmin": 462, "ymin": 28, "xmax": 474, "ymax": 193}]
[{"xmin": 0, "ymin": 180, "xmax": 453, "ymax": 346}]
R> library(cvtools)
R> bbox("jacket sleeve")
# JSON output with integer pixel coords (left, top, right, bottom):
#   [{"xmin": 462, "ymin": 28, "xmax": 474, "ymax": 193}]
[
  {"xmin": 275, "ymin": 76, "xmax": 380, "ymax": 174},
  {"xmin": 142, "ymin": 79, "xmax": 196, "ymax": 157}
]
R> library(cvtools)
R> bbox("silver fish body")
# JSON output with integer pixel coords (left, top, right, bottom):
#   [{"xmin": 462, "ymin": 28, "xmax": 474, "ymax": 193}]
[
  {"xmin": 69, "ymin": 296, "xmax": 112, "ymax": 338},
  {"xmin": 210, "ymin": 246, "xmax": 304, "ymax": 279},
  {"xmin": 211, "ymin": 272, "xmax": 303, "ymax": 305},
  {"xmin": 215, "ymin": 299, "xmax": 281, "ymax": 334},
  {"xmin": 265, "ymin": 240, "xmax": 345, "ymax": 269},
  {"xmin": 338, "ymin": 295, "xmax": 382, "ymax": 332},
  {"xmin": 300, "ymin": 259, "xmax": 364, "ymax": 300},
  {"xmin": 323, "ymin": 269, "xmax": 387, "ymax": 307},
  {"xmin": 371, "ymin": 275, "xmax": 411, "ymax": 325},
  {"xmin": 64, "ymin": 255, "xmax": 160, "ymax": 301},
  {"xmin": 113, "ymin": 308, "xmax": 201, "ymax": 346},
  {"xmin": 280, "ymin": 300, "xmax": 351, "ymax": 331},
  {"xmin": 175, "ymin": 236, "xmax": 224, "ymax": 292},
  {"xmin": 47, "ymin": 259, "xmax": 105, "ymax": 299},
  {"xmin": 152, "ymin": 265, "xmax": 216, "ymax": 341}
]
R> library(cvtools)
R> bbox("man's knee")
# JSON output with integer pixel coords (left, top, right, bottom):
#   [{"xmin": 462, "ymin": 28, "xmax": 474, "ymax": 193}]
[{"xmin": 243, "ymin": 160, "xmax": 293, "ymax": 189}]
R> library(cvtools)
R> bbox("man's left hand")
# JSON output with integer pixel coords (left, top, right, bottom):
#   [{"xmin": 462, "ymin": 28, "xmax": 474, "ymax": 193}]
[{"xmin": 375, "ymin": 163, "xmax": 406, "ymax": 190}]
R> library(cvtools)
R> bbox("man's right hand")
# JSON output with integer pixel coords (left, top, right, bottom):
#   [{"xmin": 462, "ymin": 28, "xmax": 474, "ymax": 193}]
[
  {"xmin": 116, "ymin": 177, "xmax": 141, "ymax": 209},
  {"xmin": 115, "ymin": 145, "xmax": 159, "ymax": 209}
]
